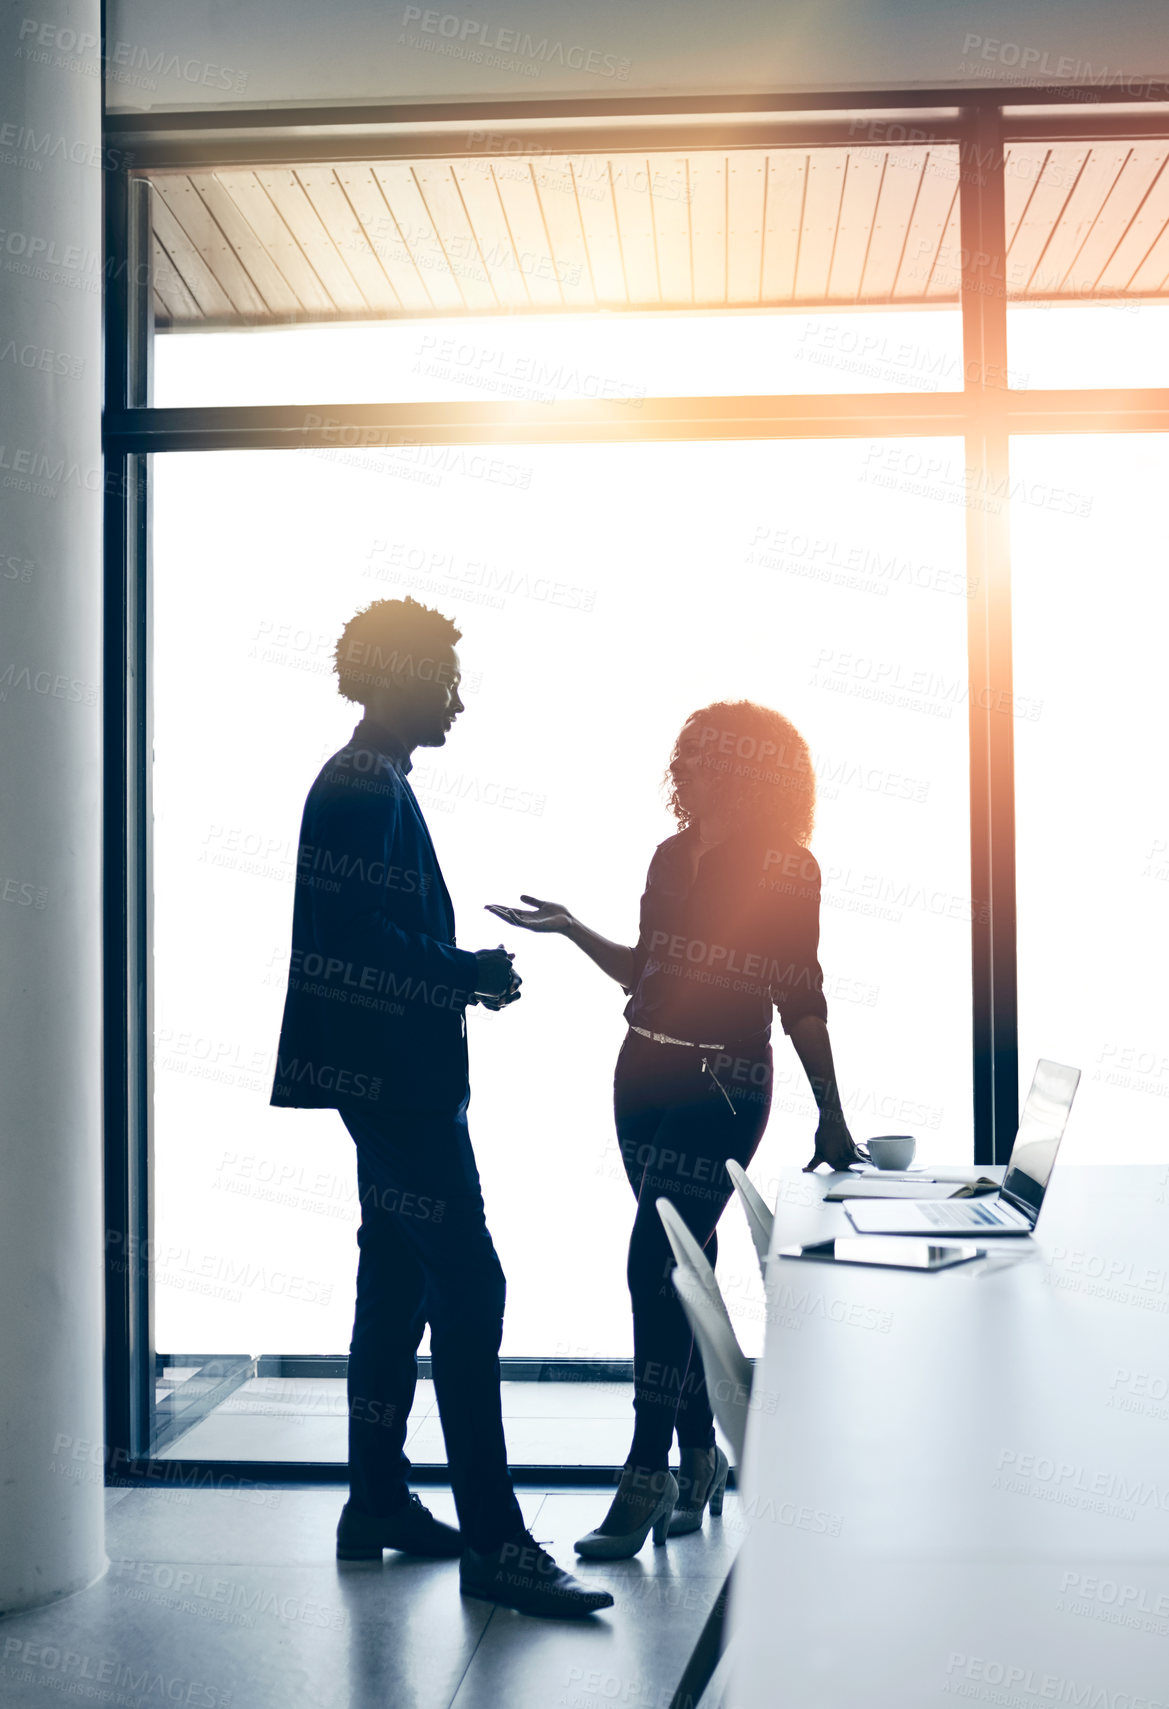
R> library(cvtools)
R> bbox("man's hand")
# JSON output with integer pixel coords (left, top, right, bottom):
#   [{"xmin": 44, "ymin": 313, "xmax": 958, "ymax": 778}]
[
  {"xmin": 478, "ymin": 958, "xmax": 522, "ymax": 1011},
  {"xmin": 473, "ymin": 944, "xmax": 520, "ymax": 1003},
  {"xmin": 803, "ymin": 1111, "xmax": 868, "ymax": 1173}
]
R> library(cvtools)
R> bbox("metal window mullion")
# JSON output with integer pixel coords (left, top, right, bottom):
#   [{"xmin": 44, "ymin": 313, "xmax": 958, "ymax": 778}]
[
  {"xmin": 101, "ymin": 84, "xmax": 1169, "ymax": 172},
  {"xmin": 127, "ymin": 174, "xmax": 159, "ymax": 1452},
  {"xmin": 102, "ymin": 164, "xmax": 133, "ymax": 1468},
  {"xmin": 138, "ymin": 449, "xmax": 157, "ymax": 1449},
  {"xmin": 128, "ymin": 452, "xmax": 155, "ymax": 1456},
  {"xmin": 102, "ymin": 447, "xmax": 143, "ymax": 1466},
  {"xmin": 959, "ymin": 107, "xmax": 1018, "ymax": 1166},
  {"xmin": 128, "ymin": 177, "xmax": 155, "ymax": 409},
  {"xmin": 103, "ymin": 161, "xmax": 156, "ymax": 1470},
  {"xmin": 102, "ymin": 389, "xmax": 1169, "ymax": 455}
]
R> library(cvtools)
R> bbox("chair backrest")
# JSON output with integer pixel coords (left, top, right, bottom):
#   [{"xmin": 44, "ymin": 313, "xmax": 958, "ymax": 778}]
[
  {"xmin": 670, "ymin": 1264, "xmax": 752, "ymax": 1464},
  {"xmin": 725, "ymin": 1160, "xmax": 774, "ymax": 1278},
  {"xmin": 655, "ymin": 1197, "xmax": 721, "ymax": 1307}
]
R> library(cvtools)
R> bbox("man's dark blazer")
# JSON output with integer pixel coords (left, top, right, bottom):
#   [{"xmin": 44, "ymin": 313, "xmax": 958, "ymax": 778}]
[{"xmin": 269, "ymin": 714, "xmax": 480, "ymax": 1114}]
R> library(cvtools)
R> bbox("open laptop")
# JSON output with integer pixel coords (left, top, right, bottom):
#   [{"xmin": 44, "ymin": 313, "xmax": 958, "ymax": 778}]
[{"xmin": 845, "ymin": 1059, "xmax": 1081, "ymax": 1237}]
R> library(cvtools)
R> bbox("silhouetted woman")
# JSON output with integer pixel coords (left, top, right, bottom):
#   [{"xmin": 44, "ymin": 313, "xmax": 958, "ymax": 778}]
[{"xmin": 488, "ymin": 701, "xmax": 864, "ymax": 1558}]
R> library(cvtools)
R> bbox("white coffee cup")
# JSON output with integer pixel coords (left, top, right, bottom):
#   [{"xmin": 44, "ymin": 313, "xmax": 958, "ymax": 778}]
[{"xmin": 866, "ymin": 1134, "xmax": 916, "ymax": 1171}]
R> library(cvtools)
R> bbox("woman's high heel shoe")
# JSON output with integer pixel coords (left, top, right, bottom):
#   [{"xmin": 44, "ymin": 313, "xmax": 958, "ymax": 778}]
[
  {"xmin": 574, "ymin": 1468, "xmax": 678, "ymax": 1560},
  {"xmin": 667, "ymin": 1446, "xmax": 730, "ymax": 1537}
]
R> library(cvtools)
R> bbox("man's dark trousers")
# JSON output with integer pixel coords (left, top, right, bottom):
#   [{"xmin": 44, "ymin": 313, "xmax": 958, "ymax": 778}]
[{"xmin": 339, "ymin": 1092, "xmax": 524, "ymax": 1554}]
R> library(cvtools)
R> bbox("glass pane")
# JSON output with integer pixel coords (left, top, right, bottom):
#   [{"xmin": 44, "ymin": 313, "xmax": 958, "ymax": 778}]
[
  {"xmin": 153, "ymin": 306, "xmax": 966, "ymax": 407},
  {"xmin": 146, "ymin": 144, "xmax": 964, "ymax": 406},
  {"xmin": 1004, "ymin": 139, "xmax": 1169, "ymax": 387},
  {"xmin": 1012, "ymin": 434, "xmax": 1169, "ymax": 1160},
  {"xmin": 151, "ymin": 432, "xmax": 971, "ymax": 1459},
  {"xmin": 1009, "ymin": 302, "xmax": 1169, "ymax": 389}
]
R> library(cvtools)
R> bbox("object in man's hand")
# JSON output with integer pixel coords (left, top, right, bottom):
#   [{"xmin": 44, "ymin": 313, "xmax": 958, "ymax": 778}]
[{"xmin": 479, "ymin": 971, "xmax": 522, "ymax": 1010}]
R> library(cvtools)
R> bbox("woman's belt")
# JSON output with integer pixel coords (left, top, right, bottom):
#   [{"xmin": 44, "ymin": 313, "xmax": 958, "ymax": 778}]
[
  {"xmin": 629, "ymin": 1023, "xmax": 771, "ymax": 1053},
  {"xmin": 630, "ymin": 1024, "xmax": 727, "ymax": 1050}
]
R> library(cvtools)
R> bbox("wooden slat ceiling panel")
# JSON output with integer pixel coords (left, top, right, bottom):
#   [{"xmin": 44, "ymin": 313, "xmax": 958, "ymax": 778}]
[
  {"xmin": 410, "ymin": 161, "xmax": 498, "ymax": 312},
  {"xmin": 525, "ymin": 158, "xmax": 597, "ymax": 308},
  {"xmin": 369, "ymin": 164, "xmax": 465, "ymax": 310},
  {"xmin": 828, "ymin": 149, "xmax": 886, "ymax": 300},
  {"xmin": 150, "ymin": 177, "xmax": 268, "ymax": 319},
  {"xmin": 1062, "ymin": 142, "xmax": 1169, "ymax": 297},
  {"xmin": 608, "ymin": 159, "xmax": 661, "ymax": 304},
  {"xmin": 258, "ymin": 170, "xmax": 368, "ymax": 314},
  {"xmin": 1128, "ymin": 212, "xmax": 1169, "ymax": 294},
  {"xmin": 210, "ymin": 171, "xmax": 334, "ymax": 315},
  {"xmin": 1005, "ymin": 146, "xmax": 1090, "ymax": 295},
  {"xmin": 897, "ymin": 152, "xmax": 959, "ymax": 302},
  {"xmin": 1017, "ymin": 145, "xmax": 1130, "ymax": 297},
  {"xmin": 927, "ymin": 186, "xmax": 963, "ymax": 298},
  {"xmin": 645, "ymin": 154, "xmax": 692, "ymax": 304},
  {"xmin": 295, "ymin": 167, "xmax": 401, "ymax": 314},
  {"xmin": 688, "ymin": 153, "xmax": 727, "ymax": 305},
  {"xmin": 795, "ymin": 149, "xmax": 848, "ymax": 300},
  {"xmin": 1003, "ymin": 144, "xmax": 1048, "ymax": 264},
  {"xmin": 185, "ymin": 171, "xmax": 305, "ymax": 318},
  {"xmin": 571, "ymin": 157, "xmax": 631, "ymax": 304},
  {"xmin": 857, "ymin": 149, "xmax": 928, "ymax": 300},
  {"xmin": 147, "ymin": 143, "xmax": 1169, "ymax": 328},
  {"xmin": 1094, "ymin": 146, "xmax": 1169, "ymax": 292},
  {"xmin": 150, "ymin": 191, "xmax": 236, "ymax": 319},
  {"xmin": 490, "ymin": 162, "xmax": 565, "ymax": 309},
  {"xmin": 759, "ymin": 152, "xmax": 807, "ymax": 301},
  {"xmin": 921, "ymin": 179, "xmax": 960, "ymax": 298},
  {"xmin": 151, "ymin": 240, "xmax": 200, "ymax": 322},
  {"xmin": 334, "ymin": 165, "xmax": 433, "ymax": 313},
  {"xmin": 726, "ymin": 152, "xmax": 768, "ymax": 302},
  {"xmin": 449, "ymin": 160, "xmax": 532, "ymax": 310}
]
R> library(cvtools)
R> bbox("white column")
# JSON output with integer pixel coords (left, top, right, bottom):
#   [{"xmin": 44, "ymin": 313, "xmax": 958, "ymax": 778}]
[{"xmin": 0, "ymin": 0, "xmax": 106, "ymax": 1610}]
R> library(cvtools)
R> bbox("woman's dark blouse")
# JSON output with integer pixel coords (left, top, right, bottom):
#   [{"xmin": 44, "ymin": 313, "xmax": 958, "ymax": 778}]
[{"xmin": 624, "ymin": 827, "xmax": 829, "ymax": 1046}]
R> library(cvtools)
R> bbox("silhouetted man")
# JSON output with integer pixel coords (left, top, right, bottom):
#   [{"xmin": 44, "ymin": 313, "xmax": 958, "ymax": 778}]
[{"xmin": 270, "ymin": 595, "xmax": 612, "ymax": 1619}]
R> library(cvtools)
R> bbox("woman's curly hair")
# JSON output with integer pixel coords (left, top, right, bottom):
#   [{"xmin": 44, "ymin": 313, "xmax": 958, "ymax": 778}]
[
  {"xmin": 333, "ymin": 596, "xmax": 462, "ymax": 705},
  {"xmin": 665, "ymin": 699, "xmax": 816, "ymax": 846}
]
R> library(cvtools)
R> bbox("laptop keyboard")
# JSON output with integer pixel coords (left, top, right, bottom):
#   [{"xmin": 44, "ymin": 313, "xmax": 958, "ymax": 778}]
[{"xmin": 919, "ymin": 1199, "xmax": 1006, "ymax": 1228}]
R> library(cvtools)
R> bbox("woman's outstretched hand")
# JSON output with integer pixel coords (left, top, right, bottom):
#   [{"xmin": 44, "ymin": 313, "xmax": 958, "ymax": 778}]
[
  {"xmin": 485, "ymin": 896, "xmax": 575, "ymax": 935},
  {"xmin": 803, "ymin": 1111, "xmax": 869, "ymax": 1172}
]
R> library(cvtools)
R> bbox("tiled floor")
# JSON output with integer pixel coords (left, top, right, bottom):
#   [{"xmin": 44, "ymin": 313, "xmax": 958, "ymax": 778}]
[
  {"xmin": 161, "ymin": 1378, "xmax": 648, "ymax": 1466},
  {"xmin": 0, "ymin": 1483, "xmax": 742, "ymax": 1709}
]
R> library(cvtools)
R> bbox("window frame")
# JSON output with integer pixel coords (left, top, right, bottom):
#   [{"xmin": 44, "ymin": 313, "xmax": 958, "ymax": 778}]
[{"xmin": 101, "ymin": 85, "xmax": 1169, "ymax": 1479}]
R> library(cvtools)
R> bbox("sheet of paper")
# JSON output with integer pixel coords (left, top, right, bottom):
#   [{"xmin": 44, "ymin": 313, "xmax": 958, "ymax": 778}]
[
  {"xmin": 824, "ymin": 1180, "xmax": 961, "ymax": 1201},
  {"xmin": 850, "ymin": 1167, "xmax": 993, "ymax": 1183}
]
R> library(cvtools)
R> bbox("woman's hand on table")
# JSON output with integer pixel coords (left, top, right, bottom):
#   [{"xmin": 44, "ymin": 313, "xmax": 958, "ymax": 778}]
[{"xmin": 803, "ymin": 1111, "xmax": 869, "ymax": 1172}]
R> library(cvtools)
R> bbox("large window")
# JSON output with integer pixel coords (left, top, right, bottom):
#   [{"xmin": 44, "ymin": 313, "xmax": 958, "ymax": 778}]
[
  {"xmin": 151, "ymin": 429, "xmax": 972, "ymax": 1377},
  {"xmin": 104, "ymin": 98, "xmax": 1169, "ymax": 1473}
]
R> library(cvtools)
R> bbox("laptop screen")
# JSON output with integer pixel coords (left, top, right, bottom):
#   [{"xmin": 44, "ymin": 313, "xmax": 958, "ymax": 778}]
[{"xmin": 1000, "ymin": 1059, "xmax": 1081, "ymax": 1225}]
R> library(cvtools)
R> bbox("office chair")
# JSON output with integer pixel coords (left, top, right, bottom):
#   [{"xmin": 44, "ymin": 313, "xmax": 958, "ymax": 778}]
[
  {"xmin": 655, "ymin": 1198, "xmax": 753, "ymax": 1465},
  {"xmin": 656, "ymin": 1196, "xmax": 721, "ymax": 1297},
  {"xmin": 669, "ymin": 1265, "xmax": 751, "ymax": 1464},
  {"xmin": 725, "ymin": 1159, "xmax": 773, "ymax": 1279},
  {"xmin": 656, "ymin": 1199, "xmax": 758, "ymax": 1709}
]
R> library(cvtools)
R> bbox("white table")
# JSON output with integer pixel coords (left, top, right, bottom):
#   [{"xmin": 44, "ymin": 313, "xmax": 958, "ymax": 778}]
[{"xmin": 724, "ymin": 1165, "xmax": 1169, "ymax": 1709}]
